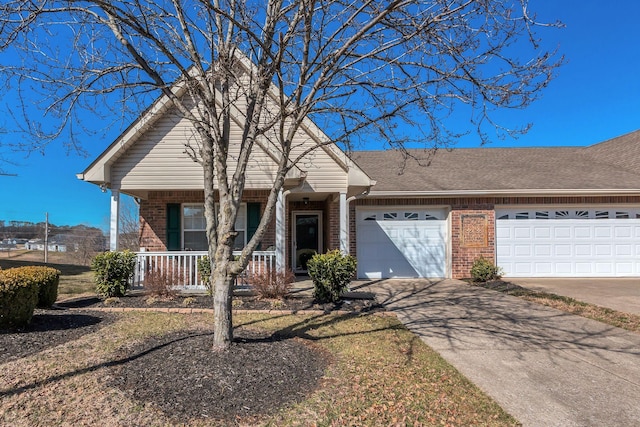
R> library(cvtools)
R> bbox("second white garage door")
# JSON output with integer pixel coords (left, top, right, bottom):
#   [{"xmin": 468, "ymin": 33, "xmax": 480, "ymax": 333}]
[
  {"xmin": 497, "ymin": 207, "xmax": 640, "ymax": 277},
  {"xmin": 356, "ymin": 208, "xmax": 447, "ymax": 279}
]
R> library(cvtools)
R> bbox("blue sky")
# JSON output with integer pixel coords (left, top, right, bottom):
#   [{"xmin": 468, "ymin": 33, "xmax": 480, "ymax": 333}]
[{"xmin": 1, "ymin": 1, "xmax": 639, "ymax": 229}]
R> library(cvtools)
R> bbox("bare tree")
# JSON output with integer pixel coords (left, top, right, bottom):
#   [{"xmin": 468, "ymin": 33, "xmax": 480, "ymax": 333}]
[{"xmin": 0, "ymin": 0, "xmax": 562, "ymax": 350}]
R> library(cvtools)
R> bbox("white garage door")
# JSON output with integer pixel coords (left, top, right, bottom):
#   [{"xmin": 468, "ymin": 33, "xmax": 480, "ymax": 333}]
[
  {"xmin": 356, "ymin": 208, "xmax": 447, "ymax": 279},
  {"xmin": 497, "ymin": 208, "xmax": 640, "ymax": 277}
]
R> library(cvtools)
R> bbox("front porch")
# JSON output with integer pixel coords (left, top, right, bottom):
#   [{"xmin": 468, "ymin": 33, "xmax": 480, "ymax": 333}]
[{"xmin": 121, "ymin": 189, "xmax": 355, "ymax": 290}]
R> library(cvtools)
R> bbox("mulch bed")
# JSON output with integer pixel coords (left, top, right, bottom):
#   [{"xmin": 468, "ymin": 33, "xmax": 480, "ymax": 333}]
[
  {"xmin": 2, "ymin": 293, "xmax": 381, "ymax": 423},
  {"xmin": 57, "ymin": 292, "xmax": 386, "ymax": 314},
  {"xmin": 468, "ymin": 279, "xmax": 529, "ymax": 293},
  {"xmin": 0, "ymin": 309, "xmax": 116, "ymax": 362},
  {"xmin": 107, "ymin": 327, "xmax": 329, "ymax": 424}
]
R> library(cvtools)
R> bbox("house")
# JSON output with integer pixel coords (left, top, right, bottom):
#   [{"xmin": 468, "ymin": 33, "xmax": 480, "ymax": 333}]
[
  {"xmin": 77, "ymin": 73, "xmax": 640, "ymax": 286},
  {"xmin": 26, "ymin": 235, "xmax": 73, "ymax": 252}
]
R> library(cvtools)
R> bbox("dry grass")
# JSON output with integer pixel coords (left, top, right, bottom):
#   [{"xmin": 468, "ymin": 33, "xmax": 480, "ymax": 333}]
[
  {"xmin": 509, "ymin": 290, "xmax": 640, "ymax": 333},
  {"xmin": 0, "ymin": 250, "xmax": 95, "ymax": 299},
  {"xmin": 1, "ymin": 312, "xmax": 517, "ymax": 426}
]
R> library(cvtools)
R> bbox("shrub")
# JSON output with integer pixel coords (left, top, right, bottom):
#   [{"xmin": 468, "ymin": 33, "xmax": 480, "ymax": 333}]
[
  {"xmin": 470, "ymin": 256, "xmax": 503, "ymax": 282},
  {"xmin": 307, "ymin": 250, "xmax": 357, "ymax": 303},
  {"xmin": 249, "ymin": 268, "xmax": 295, "ymax": 299},
  {"xmin": 196, "ymin": 256, "xmax": 212, "ymax": 295},
  {"xmin": 32, "ymin": 267, "xmax": 61, "ymax": 308},
  {"xmin": 0, "ymin": 267, "xmax": 41, "ymax": 327},
  {"xmin": 92, "ymin": 250, "xmax": 137, "ymax": 298},
  {"xmin": 182, "ymin": 296, "xmax": 196, "ymax": 307},
  {"xmin": 143, "ymin": 266, "xmax": 181, "ymax": 298}
]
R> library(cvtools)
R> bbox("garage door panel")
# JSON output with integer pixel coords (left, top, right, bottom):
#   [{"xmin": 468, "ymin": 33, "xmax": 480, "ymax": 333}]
[
  {"xmin": 534, "ymin": 263, "xmax": 553, "ymax": 274},
  {"xmin": 534, "ymin": 245, "xmax": 552, "ymax": 256},
  {"xmin": 615, "ymin": 245, "xmax": 633, "ymax": 256},
  {"xmin": 594, "ymin": 227, "xmax": 612, "ymax": 238},
  {"xmin": 497, "ymin": 207, "xmax": 640, "ymax": 277},
  {"xmin": 554, "ymin": 245, "xmax": 572, "ymax": 257},
  {"xmin": 614, "ymin": 226, "xmax": 632, "ymax": 238},
  {"xmin": 575, "ymin": 245, "xmax": 592, "ymax": 256},
  {"xmin": 514, "ymin": 245, "xmax": 531, "ymax": 257},
  {"xmin": 514, "ymin": 227, "xmax": 531, "ymax": 238},
  {"xmin": 595, "ymin": 245, "xmax": 612, "ymax": 256},
  {"xmin": 554, "ymin": 227, "xmax": 571, "ymax": 238},
  {"xmin": 574, "ymin": 227, "xmax": 591, "ymax": 238},
  {"xmin": 615, "ymin": 263, "xmax": 633, "ymax": 274},
  {"xmin": 534, "ymin": 227, "xmax": 551, "ymax": 238},
  {"xmin": 357, "ymin": 209, "xmax": 447, "ymax": 279}
]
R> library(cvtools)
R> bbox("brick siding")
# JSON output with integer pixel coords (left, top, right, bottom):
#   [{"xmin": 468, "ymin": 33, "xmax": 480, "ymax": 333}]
[{"xmin": 139, "ymin": 190, "xmax": 276, "ymax": 252}]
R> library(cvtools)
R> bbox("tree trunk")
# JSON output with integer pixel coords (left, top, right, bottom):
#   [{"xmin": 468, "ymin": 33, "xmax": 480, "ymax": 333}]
[{"xmin": 212, "ymin": 266, "xmax": 235, "ymax": 351}]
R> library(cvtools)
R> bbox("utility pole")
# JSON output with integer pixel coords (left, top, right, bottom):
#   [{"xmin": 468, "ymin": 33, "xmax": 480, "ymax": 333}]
[{"xmin": 44, "ymin": 212, "xmax": 49, "ymax": 263}]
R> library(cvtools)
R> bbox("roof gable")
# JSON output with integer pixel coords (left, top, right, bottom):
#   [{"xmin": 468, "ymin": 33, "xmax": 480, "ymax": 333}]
[{"xmin": 79, "ymin": 57, "xmax": 372, "ymax": 197}]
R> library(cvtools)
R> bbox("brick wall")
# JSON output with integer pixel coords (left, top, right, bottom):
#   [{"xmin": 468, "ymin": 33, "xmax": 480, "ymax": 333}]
[{"xmin": 139, "ymin": 190, "xmax": 275, "ymax": 251}]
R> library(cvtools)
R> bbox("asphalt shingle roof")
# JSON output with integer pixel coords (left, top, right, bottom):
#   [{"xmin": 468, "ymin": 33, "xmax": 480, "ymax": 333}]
[{"xmin": 351, "ymin": 129, "xmax": 640, "ymax": 193}]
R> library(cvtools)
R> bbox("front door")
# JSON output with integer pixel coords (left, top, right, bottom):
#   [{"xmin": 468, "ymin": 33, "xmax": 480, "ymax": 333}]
[{"xmin": 292, "ymin": 212, "xmax": 323, "ymax": 272}]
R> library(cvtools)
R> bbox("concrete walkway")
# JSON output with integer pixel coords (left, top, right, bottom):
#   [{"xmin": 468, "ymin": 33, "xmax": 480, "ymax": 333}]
[{"xmin": 358, "ymin": 279, "xmax": 640, "ymax": 427}]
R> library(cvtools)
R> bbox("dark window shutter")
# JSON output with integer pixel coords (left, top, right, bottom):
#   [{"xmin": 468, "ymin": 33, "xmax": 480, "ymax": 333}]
[
  {"xmin": 247, "ymin": 202, "xmax": 261, "ymax": 250},
  {"xmin": 166, "ymin": 204, "xmax": 181, "ymax": 251}
]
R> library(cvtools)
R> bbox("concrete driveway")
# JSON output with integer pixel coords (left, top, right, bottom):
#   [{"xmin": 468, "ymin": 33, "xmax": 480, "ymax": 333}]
[
  {"xmin": 505, "ymin": 278, "xmax": 640, "ymax": 315},
  {"xmin": 357, "ymin": 279, "xmax": 640, "ymax": 427}
]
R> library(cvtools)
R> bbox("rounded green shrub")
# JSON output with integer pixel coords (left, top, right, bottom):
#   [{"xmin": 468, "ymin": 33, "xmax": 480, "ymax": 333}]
[
  {"xmin": 0, "ymin": 267, "xmax": 41, "ymax": 328},
  {"xmin": 196, "ymin": 255, "xmax": 213, "ymax": 295},
  {"xmin": 470, "ymin": 256, "xmax": 503, "ymax": 282},
  {"xmin": 92, "ymin": 250, "xmax": 137, "ymax": 297},
  {"xmin": 31, "ymin": 266, "xmax": 61, "ymax": 308},
  {"xmin": 307, "ymin": 250, "xmax": 357, "ymax": 303}
]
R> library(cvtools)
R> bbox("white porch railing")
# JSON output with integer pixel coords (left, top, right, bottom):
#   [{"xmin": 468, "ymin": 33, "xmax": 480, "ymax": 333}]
[{"xmin": 133, "ymin": 250, "xmax": 277, "ymax": 291}]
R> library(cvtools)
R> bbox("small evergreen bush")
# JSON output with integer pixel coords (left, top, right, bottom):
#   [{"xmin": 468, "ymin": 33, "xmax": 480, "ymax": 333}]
[
  {"xmin": 470, "ymin": 256, "xmax": 503, "ymax": 282},
  {"xmin": 0, "ymin": 267, "xmax": 41, "ymax": 327},
  {"xmin": 249, "ymin": 268, "xmax": 294, "ymax": 299},
  {"xmin": 196, "ymin": 255, "xmax": 213, "ymax": 295},
  {"xmin": 92, "ymin": 250, "xmax": 137, "ymax": 297},
  {"xmin": 32, "ymin": 266, "xmax": 61, "ymax": 308},
  {"xmin": 307, "ymin": 250, "xmax": 357, "ymax": 303}
]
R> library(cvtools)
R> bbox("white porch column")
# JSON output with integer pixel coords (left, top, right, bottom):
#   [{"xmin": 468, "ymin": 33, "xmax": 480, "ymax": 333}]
[
  {"xmin": 275, "ymin": 189, "xmax": 286, "ymax": 272},
  {"xmin": 339, "ymin": 192, "xmax": 348, "ymax": 254},
  {"xmin": 110, "ymin": 190, "xmax": 120, "ymax": 251}
]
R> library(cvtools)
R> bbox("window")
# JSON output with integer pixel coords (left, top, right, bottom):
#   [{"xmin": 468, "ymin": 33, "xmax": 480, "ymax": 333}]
[
  {"xmin": 182, "ymin": 204, "xmax": 247, "ymax": 251},
  {"xmin": 183, "ymin": 205, "xmax": 207, "ymax": 250},
  {"xmin": 383, "ymin": 212, "xmax": 398, "ymax": 220},
  {"xmin": 515, "ymin": 212, "xmax": 529, "ymax": 219},
  {"xmin": 404, "ymin": 212, "xmax": 419, "ymax": 220},
  {"xmin": 535, "ymin": 211, "xmax": 549, "ymax": 219}
]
